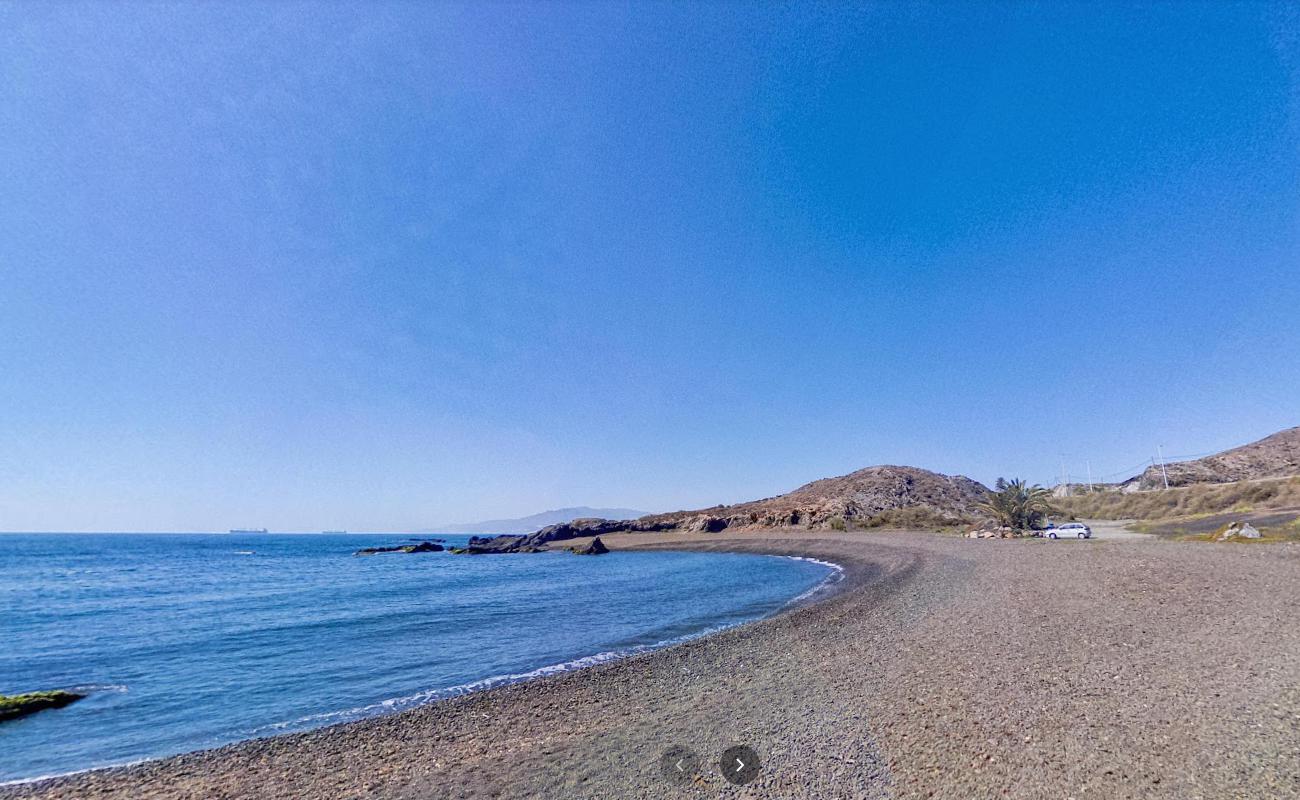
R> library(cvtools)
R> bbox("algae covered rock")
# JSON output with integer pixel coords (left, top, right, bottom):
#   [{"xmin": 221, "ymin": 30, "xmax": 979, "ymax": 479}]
[
  {"xmin": 0, "ymin": 690, "xmax": 85, "ymax": 722},
  {"xmin": 354, "ymin": 541, "xmax": 445, "ymax": 555}
]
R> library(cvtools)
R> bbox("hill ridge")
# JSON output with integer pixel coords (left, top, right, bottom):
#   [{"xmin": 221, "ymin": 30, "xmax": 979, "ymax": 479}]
[{"xmin": 1126, "ymin": 426, "xmax": 1300, "ymax": 490}]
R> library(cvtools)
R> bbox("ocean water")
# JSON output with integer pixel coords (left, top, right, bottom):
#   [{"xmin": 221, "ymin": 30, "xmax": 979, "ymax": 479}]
[{"xmin": 0, "ymin": 533, "xmax": 836, "ymax": 783}]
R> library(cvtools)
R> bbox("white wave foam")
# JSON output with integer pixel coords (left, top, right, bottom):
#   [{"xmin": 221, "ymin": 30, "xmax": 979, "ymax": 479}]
[
  {"xmin": 246, "ymin": 620, "xmax": 742, "ymax": 737},
  {"xmin": 4, "ymin": 556, "xmax": 844, "ymax": 786},
  {"xmin": 249, "ymin": 556, "xmax": 844, "ymax": 737},
  {"xmin": 786, "ymin": 555, "xmax": 845, "ymax": 574},
  {"xmin": 250, "ymin": 556, "xmax": 845, "ymax": 736},
  {"xmin": 69, "ymin": 684, "xmax": 129, "ymax": 694},
  {"xmin": 0, "ymin": 756, "xmax": 152, "ymax": 787},
  {"xmin": 780, "ymin": 556, "xmax": 845, "ymax": 605}
]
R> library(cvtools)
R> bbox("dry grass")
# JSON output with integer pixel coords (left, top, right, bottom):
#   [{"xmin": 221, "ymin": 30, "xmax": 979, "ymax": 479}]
[
  {"xmin": 1053, "ymin": 476, "xmax": 1300, "ymax": 521},
  {"xmin": 1170, "ymin": 519, "xmax": 1294, "ymax": 544},
  {"xmin": 851, "ymin": 506, "xmax": 974, "ymax": 531}
]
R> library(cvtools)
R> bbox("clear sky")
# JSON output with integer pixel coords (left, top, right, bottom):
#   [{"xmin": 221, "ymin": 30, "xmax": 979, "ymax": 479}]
[{"xmin": 1, "ymin": 2, "xmax": 1297, "ymax": 532}]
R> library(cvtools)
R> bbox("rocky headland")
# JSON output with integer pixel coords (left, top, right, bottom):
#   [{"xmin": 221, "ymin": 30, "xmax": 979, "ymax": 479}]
[{"xmin": 458, "ymin": 465, "xmax": 988, "ymax": 555}]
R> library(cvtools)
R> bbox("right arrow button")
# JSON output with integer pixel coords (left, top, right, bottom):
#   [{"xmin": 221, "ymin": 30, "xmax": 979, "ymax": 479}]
[{"xmin": 719, "ymin": 745, "xmax": 761, "ymax": 785}]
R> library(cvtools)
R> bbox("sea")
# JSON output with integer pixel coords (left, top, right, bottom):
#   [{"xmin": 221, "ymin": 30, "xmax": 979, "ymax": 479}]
[{"xmin": 0, "ymin": 533, "xmax": 837, "ymax": 783}]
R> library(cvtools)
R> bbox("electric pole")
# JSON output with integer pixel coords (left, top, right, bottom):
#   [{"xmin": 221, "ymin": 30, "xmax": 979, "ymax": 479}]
[
  {"xmin": 1086, "ymin": 460, "xmax": 1093, "ymax": 493},
  {"xmin": 1156, "ymin": 445, "xmax": 1170, "ymax": 490}
]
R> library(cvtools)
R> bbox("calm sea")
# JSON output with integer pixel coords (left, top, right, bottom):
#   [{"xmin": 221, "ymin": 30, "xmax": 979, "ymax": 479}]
[{"xmin": 0, "ymin": 533, "xmax": 835, "ymax": 782}]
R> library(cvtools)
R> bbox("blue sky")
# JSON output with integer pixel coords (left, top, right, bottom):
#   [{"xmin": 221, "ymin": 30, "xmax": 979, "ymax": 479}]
[{"xmin": 1, "ymin": 3, "xmax": 1297, "ymax": 531}]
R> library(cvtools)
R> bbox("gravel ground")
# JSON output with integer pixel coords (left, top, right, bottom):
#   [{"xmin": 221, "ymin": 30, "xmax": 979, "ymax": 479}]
[{"xmin": 6, "ymin": 531, "xmax": 1300, "ymax": 800}]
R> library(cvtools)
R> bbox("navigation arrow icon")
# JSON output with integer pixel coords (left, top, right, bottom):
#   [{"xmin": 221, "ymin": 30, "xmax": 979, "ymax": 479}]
[
  {"xmin": 719, "ymin": 745, "xmax": 760, "ymax": 786},
  {"xmin": 660, "ymin": 746, "xmax": 700, "ymax": 787}
]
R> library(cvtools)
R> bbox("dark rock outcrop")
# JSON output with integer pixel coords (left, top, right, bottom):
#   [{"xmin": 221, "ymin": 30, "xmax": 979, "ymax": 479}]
[
  {"xmin": 687, "ymin": 515, "xmax": 729, "ymax": 533},
  {"xmin": 458, "ymin": 535, "xmax": 542, "ymax": 554},
  {"xmin": 0, "ymin": 691, "xmax": 85, "ymax": 722},
  {"xmin": 453, "ymin": 518, "xmax": 677, "ymax": 553},
  {"xmin": 355, "ymin": 541, "xmax": 445, "ymax": 555},
  {"xmin": 569, "ymin": 537, "xmax": 609, "ymax": 555}
]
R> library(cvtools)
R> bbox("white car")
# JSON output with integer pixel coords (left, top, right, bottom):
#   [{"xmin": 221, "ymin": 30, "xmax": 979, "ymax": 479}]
[{"xmin": 1044, "ymin": 522, "xmax": 1091, "ymax": 539}]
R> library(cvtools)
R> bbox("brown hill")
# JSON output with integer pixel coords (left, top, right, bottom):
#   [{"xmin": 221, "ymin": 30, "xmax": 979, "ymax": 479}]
[
  {"xmin": 464, "ymin": 466, "xmax": 988, "ymax": 552},
  {"xmin": 639, "ymin": 465, "xmax": 990, "ymax": 532},
  {"xmin": 1126, "ymin": 427, "xmax": 1300, "ymax": 490}
]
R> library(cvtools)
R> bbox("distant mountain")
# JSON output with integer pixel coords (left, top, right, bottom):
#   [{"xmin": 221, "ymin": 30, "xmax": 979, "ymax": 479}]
[
  {"xmin": 1124, "ymin": 426, "xmax": 1300, "ymax": 490},
  {"xmin": 438, "ymin": 507, "xmax": 651, "ymax": 535}
]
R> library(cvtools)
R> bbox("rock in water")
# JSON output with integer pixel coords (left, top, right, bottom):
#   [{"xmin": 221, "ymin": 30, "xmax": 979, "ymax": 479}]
[
  {"xmin": 0, "ymin": 691, "xmax": 85, "ymax": 722},
  {"xmin": 570, "ymin": 537, "xmax": 609, "ymax": 555},
  {"xmin": 403, "ymin": 541, "xmax": 445, "ymax": 553},
  {"xmin": 355, "ymin": 541, "xmax": 445, "ymax": 555},
  {"xmin": 460, "ymin": 535, "xmax": 532, "ymax": 554}
]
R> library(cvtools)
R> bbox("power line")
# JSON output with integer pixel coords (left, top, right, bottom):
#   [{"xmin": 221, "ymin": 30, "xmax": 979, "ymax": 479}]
[{"xmin": 1077, "ymin": 431, "xmax": 1271, "ymax": 485}]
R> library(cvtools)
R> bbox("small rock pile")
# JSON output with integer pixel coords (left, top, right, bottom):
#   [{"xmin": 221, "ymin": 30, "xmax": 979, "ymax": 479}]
[
  {"xmin": 1216, "ymin": 521, "xmax": 1262, "ymax": 541},
  {"xmin": 964, "ymin": 527, "xmax": 1026, "ymax": 539}
]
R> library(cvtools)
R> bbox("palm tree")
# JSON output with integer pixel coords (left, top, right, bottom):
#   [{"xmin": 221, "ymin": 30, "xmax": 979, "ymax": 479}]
[{"xmin": 978, "ymin": 478, "xmax": 1055, "ymax": 530}]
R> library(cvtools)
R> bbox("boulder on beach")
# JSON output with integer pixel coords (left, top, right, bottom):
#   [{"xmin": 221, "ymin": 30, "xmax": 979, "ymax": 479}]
[
  {"xmin": 354, "ymin": 541, "xmax": 445, "ymax": 555},
  {"xmin": 1217, "ymin": 522, "xmax": 1263, "ymax": 541},
  {"xmin": 569, "ymin": 537, "xmax": 609, "ymax": 555},
  {"xmin": 0, "ymin": 691, "xmax": 85, "ymax": 722}
]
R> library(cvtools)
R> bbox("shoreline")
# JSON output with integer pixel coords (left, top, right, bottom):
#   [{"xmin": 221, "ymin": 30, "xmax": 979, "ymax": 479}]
[
  {"xmin": 7, "ymin": 530, "xmax": 1300, "ymax": 799},
  {"xmin": 1, "ymin": 544, "xmax": 853, "ymax": 792}
]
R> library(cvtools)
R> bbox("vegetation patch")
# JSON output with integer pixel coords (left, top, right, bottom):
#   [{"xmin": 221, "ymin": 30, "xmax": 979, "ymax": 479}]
[
  {"xmin": 977, "ymin": 478, "xmax": 1055, "ymax": 530},
  {"xmin": 854, "ymin": 506, "xmax": 973, "ymax": 531},
  {"xmin": 1053, "ymin": 477, "xmax": 1300, "ymax": 521},
  {"xmin": 1134, "ymin": 510, "xmax": 1300, "ymax": 541}
]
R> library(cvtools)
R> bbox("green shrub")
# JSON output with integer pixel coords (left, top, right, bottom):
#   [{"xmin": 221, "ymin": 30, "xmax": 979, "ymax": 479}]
[{"xmin": 978, "ymin": 478, "xmax": 1054, "ymax": 530}]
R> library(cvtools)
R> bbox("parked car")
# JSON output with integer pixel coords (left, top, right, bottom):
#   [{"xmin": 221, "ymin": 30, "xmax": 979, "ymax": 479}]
[{"xmin": 1044, "ymin": 522, "xmax": 1092, "ymax": 539}]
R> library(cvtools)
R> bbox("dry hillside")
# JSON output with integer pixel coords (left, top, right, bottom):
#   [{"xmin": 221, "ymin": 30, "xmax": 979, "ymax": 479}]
[
  {"xmin": 1126, "ymin": 426, "xmax": 1300, "ymax": 490},
  {"xmin": 1053, "ymin": 427, "xmax": 1300, "ymax": 539},
  {"xmin": 606, "ymin": 465, "xmax": 985, "ymax": 534},
  {"xmin": 1055, "ymin": 475, "xmax": 1300, "ymax": 521}
]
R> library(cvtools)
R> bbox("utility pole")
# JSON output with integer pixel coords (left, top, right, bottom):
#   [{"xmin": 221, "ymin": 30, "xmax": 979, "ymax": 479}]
[
  {"xmin": 1060, "ymin": 457, "xmax": 1070, "ymax": 497},
  {"xmin": 1086, "ymin": 460, "xmax": 1093, "ymax": 493},
  {"xmin": 1156, "ymin": 445, "xmax": 1170, "ymax": 490}
]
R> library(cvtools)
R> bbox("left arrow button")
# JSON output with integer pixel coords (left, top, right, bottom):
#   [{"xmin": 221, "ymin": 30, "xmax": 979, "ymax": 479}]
[{"xmin": 659, "ymin": 745, "xmax": 701, "ymax": 787}]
